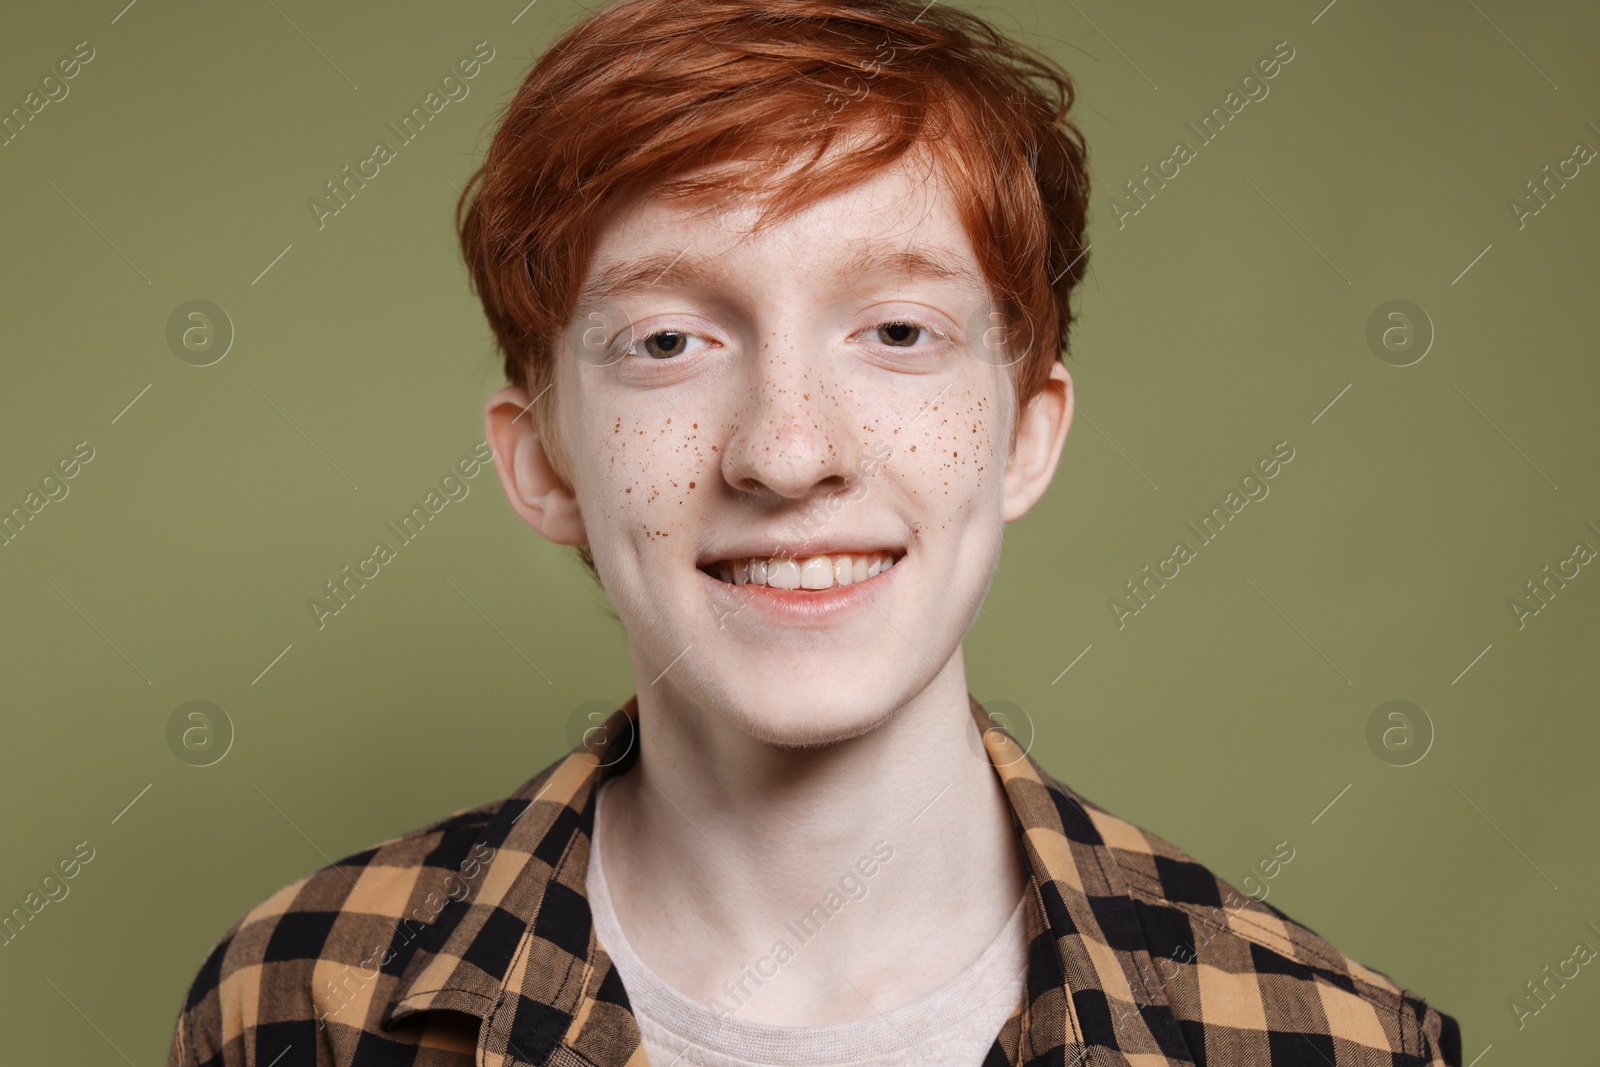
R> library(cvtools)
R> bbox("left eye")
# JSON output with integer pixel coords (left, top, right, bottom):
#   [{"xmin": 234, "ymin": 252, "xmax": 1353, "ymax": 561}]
[{"xmin": 866, "ymin": 320, "xmax": 942, "ymax": 348}]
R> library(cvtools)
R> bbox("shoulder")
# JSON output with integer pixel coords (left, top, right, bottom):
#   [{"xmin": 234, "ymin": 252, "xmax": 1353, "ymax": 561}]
[
  {"xmin": 1037, "ymin": 769, "xmax": 1463, "ymax": 1066},
  {"xmin": 165, "ymin": 793, "xmax": 509, "ymax": 1067}
]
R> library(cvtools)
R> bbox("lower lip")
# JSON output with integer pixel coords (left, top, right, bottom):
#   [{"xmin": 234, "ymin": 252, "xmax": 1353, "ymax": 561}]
[{"xmin": 699, "ymin": 558, "xmax": 902, "ymax": 625}]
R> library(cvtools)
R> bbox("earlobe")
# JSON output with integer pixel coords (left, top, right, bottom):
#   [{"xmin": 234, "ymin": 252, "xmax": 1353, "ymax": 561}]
[
  {"xmin": 1002, "ymin": 362, "xmax": 1074, "ymax": 523},
  {"xmin": 485, "ymin": 386, "xmax": 588, "ymax": 546}
]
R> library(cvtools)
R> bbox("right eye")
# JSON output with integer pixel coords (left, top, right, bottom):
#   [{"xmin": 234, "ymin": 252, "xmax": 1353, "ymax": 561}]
[{"xmin": 627, "ymin": 329, "xmax": 709, "ymax": 361}]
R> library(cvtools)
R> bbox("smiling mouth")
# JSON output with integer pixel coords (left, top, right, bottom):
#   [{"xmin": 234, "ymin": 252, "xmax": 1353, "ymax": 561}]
[{"xmin": 698, "ymin": 550, "xmax": 904, "ymax": 591}]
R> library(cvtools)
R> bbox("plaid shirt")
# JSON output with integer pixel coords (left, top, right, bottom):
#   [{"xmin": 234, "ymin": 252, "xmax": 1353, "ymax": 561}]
[{"xmin": 168, "ymin": 695, "xmax": 1461, "ymax": 1067}]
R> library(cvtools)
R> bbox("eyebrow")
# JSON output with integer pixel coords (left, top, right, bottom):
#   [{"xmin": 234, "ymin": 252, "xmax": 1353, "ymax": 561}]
[{"xmin": 575, "ymin": 242, "xmax": 988, "ymax": 307}]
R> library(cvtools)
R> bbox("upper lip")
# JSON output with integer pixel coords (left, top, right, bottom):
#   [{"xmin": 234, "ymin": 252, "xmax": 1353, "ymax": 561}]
[{"xmin": 696, "ymin": 541, "xmax": 906, "ymax": 566}]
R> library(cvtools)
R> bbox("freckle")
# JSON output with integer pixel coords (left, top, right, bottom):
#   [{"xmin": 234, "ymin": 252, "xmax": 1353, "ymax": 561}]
[{"xmin": 910, "ymin": 445, "xmax": 917, "ymax": 452}]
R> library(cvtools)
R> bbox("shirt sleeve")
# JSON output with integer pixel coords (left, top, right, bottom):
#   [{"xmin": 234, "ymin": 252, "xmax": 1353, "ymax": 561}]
[
  {"xmin": 1413, "ymin": 995, "xmax": 1463, "ymax": 1066},
  {"xmin": 167, "ymin": 997, "xmax": 230, "ymax": 1067},
  {"xmin": 166, "ymin": 927, "xmax": 239, "ymax": 1067},
  {"xmin": 166, "ymin": 1008, "xmax": 193, "ymax": 1067}
]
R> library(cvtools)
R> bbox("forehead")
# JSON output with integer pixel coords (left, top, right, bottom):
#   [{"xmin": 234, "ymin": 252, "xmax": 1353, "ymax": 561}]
[{"xmin": 579, "ymin": 150, "xmax": 989, "ymax": 305}]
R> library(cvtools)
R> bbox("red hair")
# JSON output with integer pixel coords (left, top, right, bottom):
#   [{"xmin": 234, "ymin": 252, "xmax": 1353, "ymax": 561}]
[{"xmin": 457, "ymin": 0, "xmax": 1090, "ymax": 478}]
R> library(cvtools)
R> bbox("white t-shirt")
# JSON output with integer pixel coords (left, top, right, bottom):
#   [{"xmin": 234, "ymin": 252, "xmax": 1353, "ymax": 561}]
[{"xmin": 586, "ymin": 778, "xmax": 1029, "ymax": 1067}]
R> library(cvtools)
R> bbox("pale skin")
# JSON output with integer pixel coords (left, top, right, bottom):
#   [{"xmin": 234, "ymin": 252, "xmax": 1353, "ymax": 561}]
[{"xmin": 485, "ymin": 144, "xmax": 1074, "ymax": 1026}]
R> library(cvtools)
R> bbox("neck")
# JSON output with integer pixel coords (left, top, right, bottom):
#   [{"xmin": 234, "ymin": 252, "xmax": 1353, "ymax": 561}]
[{"xmin": 597, "ymin": 648, "xmax": 1027, "ymax": 1025}]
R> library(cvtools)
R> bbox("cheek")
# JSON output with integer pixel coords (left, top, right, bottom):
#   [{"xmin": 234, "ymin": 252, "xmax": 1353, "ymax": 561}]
[
  {"xmin": 578, "ymin": 413, "xmax": 716, "ymax": 549},
  {"xmin": 882, "ymin": 383, "xmax": 1003, "ymax": 509}
]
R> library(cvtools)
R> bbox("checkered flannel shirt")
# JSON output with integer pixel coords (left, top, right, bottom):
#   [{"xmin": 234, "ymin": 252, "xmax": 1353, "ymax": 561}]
[{"xmin": 168, "ymin": 694, "xmax": 1461, "ymax": 1066}]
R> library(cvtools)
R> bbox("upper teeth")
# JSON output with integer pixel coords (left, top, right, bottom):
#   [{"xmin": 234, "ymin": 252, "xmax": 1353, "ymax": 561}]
[{"xmin": 709, "ymin": 551, "xmax": 900, "ymax": 589}]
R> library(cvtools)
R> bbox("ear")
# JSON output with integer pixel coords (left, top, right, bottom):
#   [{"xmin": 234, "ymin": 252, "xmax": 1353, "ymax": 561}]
[
  {"xmin": 1002, "ymin": 361, "xmax": 1074, "ymax": 523},
  {"xmin": 485, "ymin": 385, "xmax": 588, "ymax": 545}
]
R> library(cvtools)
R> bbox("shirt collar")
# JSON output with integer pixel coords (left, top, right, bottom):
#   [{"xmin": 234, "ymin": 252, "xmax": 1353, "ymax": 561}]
[{"xmin": 383, "ymin": 694, "xmax": 1191, "ymax": 1066}]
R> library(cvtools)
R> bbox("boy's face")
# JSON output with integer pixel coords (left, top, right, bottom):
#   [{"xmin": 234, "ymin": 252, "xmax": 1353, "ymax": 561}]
[{"xmin": 487, "ymin": 147, "xmax": 1073, "ymax": 746}]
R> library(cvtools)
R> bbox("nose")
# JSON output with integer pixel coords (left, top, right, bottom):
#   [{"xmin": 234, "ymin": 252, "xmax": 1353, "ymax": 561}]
[{"xmin": 719, "ymin": 339, "xmax": 863, "ymax": 504}]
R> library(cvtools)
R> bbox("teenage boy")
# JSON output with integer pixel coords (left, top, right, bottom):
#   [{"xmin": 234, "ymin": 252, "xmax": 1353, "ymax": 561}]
[{"xmin": 167, "ymin": 1, "xmax": 1460, "ymax": 1064}]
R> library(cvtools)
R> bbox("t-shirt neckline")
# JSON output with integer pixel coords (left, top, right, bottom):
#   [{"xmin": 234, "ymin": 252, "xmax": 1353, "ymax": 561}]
[{"xmin": 586, "ymin": 776, "xmax": 1029, "ymax": 1066}]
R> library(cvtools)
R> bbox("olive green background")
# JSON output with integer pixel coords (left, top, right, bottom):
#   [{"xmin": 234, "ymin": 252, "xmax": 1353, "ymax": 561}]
[{"xmin": 2, "ymin": 0, "xmax": 1595, "ymax": 1060}]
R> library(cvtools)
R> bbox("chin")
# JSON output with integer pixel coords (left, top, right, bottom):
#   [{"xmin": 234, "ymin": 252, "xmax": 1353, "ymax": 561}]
[{"xmin": 713, "ymin": 679, "xmax": 904, "ymax": 749}]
